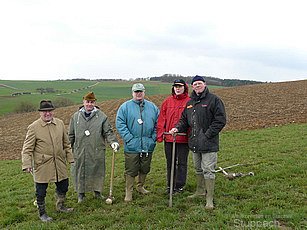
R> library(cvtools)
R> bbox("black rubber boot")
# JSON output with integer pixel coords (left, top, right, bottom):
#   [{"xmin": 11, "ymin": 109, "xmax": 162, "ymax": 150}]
[
  {"xmin": 78, "ymin": 193, "xmax": 85, "ymax": 203},
  {"xmin": 94, "ymin": 191, "xmax": 105, "ymax": 199},
  {"xmin": 37, "ymin": 199, "xmax": 53, "ymax": 222},
  {"xmin": 56, "ymin": 193, "xmax": 74, "ymax": 212}
]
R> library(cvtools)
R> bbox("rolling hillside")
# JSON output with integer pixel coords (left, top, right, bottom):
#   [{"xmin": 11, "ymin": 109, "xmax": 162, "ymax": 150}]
[{"xmin": 0, "ymin": 80, "xmax": 306, "ymax": 160}]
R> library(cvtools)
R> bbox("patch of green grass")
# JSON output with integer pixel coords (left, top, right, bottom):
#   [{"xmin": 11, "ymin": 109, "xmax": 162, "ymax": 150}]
[
  {"xmin": 0, "ymin": 124, "xmax": 306, "ymax": 229},
  {"xmin": 0, "ymin": 80, "xmax": 221, "ymax": 116}
]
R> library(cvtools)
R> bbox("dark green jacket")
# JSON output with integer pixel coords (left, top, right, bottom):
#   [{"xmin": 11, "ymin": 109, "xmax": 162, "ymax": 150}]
[{"xmin": 69, "ymin": 107, "xmax": 118, "ymax": 193}]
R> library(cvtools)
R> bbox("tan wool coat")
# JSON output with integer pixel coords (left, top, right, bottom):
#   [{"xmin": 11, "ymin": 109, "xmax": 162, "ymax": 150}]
[{"xmin": 21, "ymin": 117, "xmax": 74, "ymax": 183}]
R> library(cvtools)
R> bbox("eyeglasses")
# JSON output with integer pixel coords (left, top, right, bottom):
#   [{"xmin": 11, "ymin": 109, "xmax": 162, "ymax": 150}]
[{"xmin": 134, "ymin": 90, "xmax": 143, "ymax": 93}]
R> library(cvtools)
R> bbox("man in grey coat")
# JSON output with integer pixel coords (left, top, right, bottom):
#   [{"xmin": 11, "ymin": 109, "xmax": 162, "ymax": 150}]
[{"xmin": 69, "ymin": 92, "xmax": 119, "ymax": 203}]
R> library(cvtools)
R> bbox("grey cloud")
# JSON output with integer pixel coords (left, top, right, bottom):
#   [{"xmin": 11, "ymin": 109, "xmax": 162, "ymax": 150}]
[
  {"xmin": 123, "ymin": 32, "xmax": 307, "ymax": 72},
  {"xmin": 220, "ymin": 46, "xmax": 307, "ymax": 71}
]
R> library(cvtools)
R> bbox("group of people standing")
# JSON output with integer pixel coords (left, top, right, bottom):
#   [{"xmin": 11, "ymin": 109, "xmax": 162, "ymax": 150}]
[{"xmin": 21, "ymin": 75, "xmax": 226, "ymax": 222}]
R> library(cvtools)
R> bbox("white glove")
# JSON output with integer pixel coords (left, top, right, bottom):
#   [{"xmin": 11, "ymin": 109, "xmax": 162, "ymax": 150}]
[{"xmin": 111, "ymin": 142, "xmax": 120, "ymax": 152}]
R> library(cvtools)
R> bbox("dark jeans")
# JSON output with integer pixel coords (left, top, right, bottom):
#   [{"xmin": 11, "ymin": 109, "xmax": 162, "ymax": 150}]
[
  {"xmin": 35, "ymin": 178, "xmax": 69, "ymax": 202},
  {"xmin": 164, "ymin": 142, "xmax": 189, "ymax": 189}
]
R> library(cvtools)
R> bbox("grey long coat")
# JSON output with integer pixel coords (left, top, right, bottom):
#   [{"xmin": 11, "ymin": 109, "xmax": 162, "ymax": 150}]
[{"xmin": 69, "ymin": 107, "xmax": 118, "ymax": 193}]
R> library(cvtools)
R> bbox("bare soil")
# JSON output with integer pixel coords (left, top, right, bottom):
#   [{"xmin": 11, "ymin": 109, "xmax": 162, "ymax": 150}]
[{"xmin": 1, "ymin": 80, "xmax": 306, "ymax": 160}]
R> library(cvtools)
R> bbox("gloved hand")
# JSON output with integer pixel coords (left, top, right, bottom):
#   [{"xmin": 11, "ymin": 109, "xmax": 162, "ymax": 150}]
[
  {"xmin": 111, "ymin": 142, "xmax": 120, "ymax": 152},
  {"xmin": 169, "ymin": 128, "xmax": 178, "ymax": 135}
]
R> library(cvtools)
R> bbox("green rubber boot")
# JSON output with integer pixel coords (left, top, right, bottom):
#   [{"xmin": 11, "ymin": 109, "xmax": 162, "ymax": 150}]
[
  {"xmin": 136, "ymin": 174, "xmax": 150, "ymax": 194},
  {"xmin": 187, "ymin": 174, "xmax": 206, "ymax": 199},
  {"xmin": 124, "ymin": 175, "xmax": 135, "ymax": 202},
  {"xmin": 204, "ymin": 179, "xmax": 215, "ymax": 210}
]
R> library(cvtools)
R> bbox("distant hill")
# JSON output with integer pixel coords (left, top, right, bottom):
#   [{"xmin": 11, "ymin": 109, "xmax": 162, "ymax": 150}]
[{"xmin": 149, "ymin": 74, "xmax": 263, "ymax": 86}]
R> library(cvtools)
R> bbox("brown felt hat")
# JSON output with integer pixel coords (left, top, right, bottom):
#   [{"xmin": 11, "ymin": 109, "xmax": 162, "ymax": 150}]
[
  {"xmin": 83, "ymin": 92, "xmax": 97, "ymax": 101},
  {"xmin": 38, "ymin": 100, "xmax": 55, "ymax": 111}
]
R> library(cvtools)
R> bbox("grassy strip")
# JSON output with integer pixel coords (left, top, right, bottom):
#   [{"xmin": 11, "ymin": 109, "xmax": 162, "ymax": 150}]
[
  {"xmin": 0, "ymin": 123, "xmax": 306, "ymax": 229},
  {"xmin": 0, "ymin": 80, "xmax": 221, "ymax": 116}
]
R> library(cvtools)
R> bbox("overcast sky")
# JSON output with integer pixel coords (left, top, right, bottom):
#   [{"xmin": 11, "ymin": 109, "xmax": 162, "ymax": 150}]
[{"xmin": 0, "ymin": 0, "xmax": 307, "ymax": 82}]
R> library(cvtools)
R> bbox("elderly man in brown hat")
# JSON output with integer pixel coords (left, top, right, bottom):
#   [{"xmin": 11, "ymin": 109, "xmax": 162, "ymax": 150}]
[
  {"xmin": 69, "ymin": 92, "xmax": 119, "ymax": 203},
  {"xmin": 21, "ymin": 100, "xmax": 74, "ymax": 222}
]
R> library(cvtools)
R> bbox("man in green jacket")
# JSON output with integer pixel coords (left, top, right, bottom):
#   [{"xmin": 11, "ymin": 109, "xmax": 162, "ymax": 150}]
[
  {"xmin": 22, "ymin": 100, "xmax": 74, "ymax": 222},
  {"xmin": 69, "ymin": 92, "xmax": 119, "ymax": 203}
]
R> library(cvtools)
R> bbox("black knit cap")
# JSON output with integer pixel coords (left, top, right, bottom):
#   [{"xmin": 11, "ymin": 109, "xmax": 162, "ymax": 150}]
[{"xmin": 191, "ymin": 75, "xmax": 206, "ymax": 85}]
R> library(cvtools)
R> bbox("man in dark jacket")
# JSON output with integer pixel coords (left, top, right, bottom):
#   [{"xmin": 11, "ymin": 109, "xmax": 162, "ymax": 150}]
[{"xmin": 170, "ymin": 75, "xmax": 226, "ymax": 209}]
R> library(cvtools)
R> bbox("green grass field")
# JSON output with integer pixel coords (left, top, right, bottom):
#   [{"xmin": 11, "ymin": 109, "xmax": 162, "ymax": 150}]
[
  {"xmin": 0, "ymin": 123, "xmax": 306, "ymax": 229},
  {"xmin": 0, "ymin": 80, "xmax": 221, "ymax": 116}
]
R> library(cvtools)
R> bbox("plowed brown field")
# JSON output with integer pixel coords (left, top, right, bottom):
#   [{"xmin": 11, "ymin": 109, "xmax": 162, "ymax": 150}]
[{"xmin": 1, "ymin": 80, "xmax": 306, "ymax": 160}]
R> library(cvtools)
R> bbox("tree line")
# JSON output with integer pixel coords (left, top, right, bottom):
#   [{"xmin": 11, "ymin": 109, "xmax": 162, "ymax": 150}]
[
  {"xmin": 60, "ymin": 74, "xmax": 263, "ymax": 87},
  {"xmin": 148, "ymin": 74, "xmax": 263, "ymax": 87}
]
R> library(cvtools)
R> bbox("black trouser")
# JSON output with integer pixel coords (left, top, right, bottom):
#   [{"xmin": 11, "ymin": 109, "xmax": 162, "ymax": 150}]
[
  {"xmin": 164, "ymin": 142, "xmax": 189, "ymax": 189},
  {"xmin": 36, "ymin": 178, "xmax": 69, "ymax": 203}
]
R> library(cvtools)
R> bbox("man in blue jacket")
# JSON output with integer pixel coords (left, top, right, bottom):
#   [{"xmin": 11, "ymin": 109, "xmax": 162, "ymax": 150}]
[
  {"xmin": 170, "ymin": 75, "xmax": 226, "ymax": 210},
  {"xmin": 116, "ymin": 83, "xmax": 159, "ymax": 202}
]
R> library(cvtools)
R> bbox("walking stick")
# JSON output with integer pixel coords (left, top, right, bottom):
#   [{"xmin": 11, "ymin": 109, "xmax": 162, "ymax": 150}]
[
  {"xmin": 28, "ymin": 159, "xmax": 38, "ymax": 207},
  {"xmin": 106, "ymin": 150, "xmax": 116, "ymax": 205},
  {"xmin": 163, "ymin": 132, "xmax": 186, "ymax": 207}
]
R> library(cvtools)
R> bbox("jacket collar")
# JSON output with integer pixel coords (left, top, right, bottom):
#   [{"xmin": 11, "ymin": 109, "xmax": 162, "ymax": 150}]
[
  {"xmin": 191, "ymin": 87, "xmax": 209, "ymax": 100},
  {"xmin": 172, "ymin": 92, "xmax": 188, "ymax": 100},
  {"xmin": 79, "ymin": 106, "xmax": 98, "ymax": 113},
  {"xmin": 39, "ymin": 118, "xmax": 56, "ymax": 127},
  {"xmin": 132, "ymin": 99, "xmax": 145, "ymax": 105}
]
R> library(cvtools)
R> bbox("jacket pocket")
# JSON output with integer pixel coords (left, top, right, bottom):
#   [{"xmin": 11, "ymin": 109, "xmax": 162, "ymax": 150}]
[
  {"xmin": 198, "ymin": 137, "xmax": 210, "ymax": 152},
  {"xmin": 198, "ymin": 130, "xmax": 210, "ymax": 151},
  {"xmin": 34, "ymin": 154, "xmax": 45, "ymax": 168},
  {"xmin": 94, "ymin": 147, "xmax": 105, "ymax": 160},
  {"xmin": 147, "ymin": 137, "xmax": 156, "ymax": 152},
  {"xmin": 126, "ymin": 138, "xmax": 139, "ymax": 152}
]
